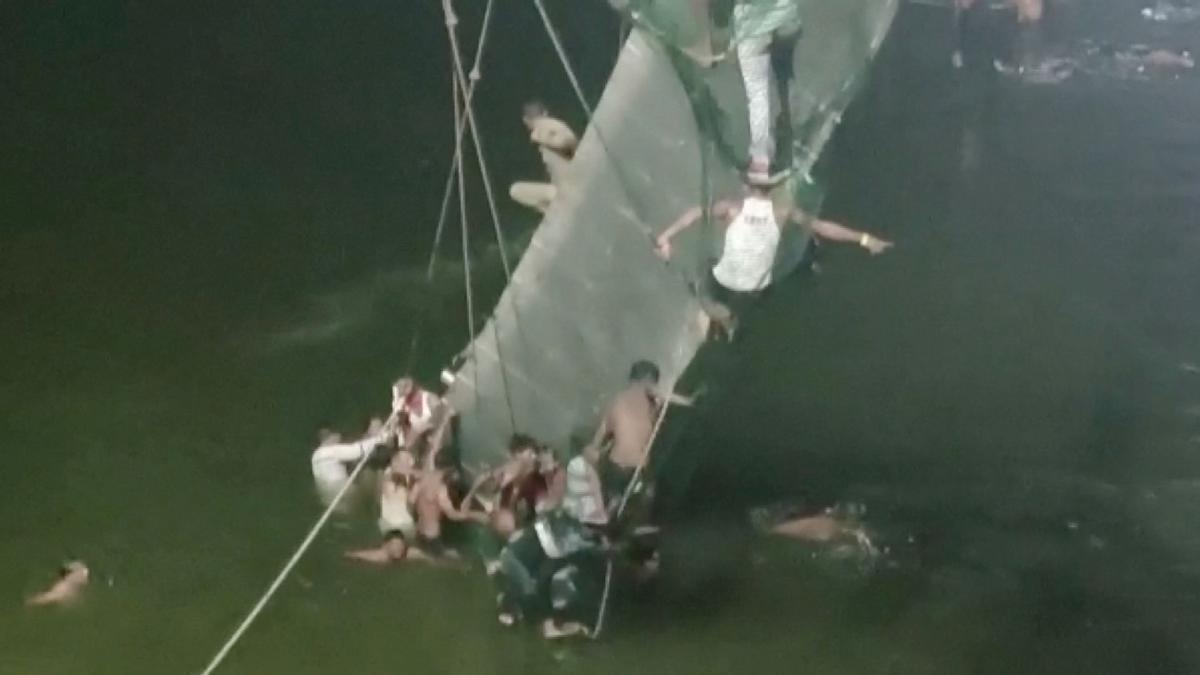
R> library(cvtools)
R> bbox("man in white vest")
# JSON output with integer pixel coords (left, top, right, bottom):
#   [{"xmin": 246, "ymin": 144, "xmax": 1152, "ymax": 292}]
[{"xmin": 654, "ymin": 161, "xmax": 893, "ymax": 337}]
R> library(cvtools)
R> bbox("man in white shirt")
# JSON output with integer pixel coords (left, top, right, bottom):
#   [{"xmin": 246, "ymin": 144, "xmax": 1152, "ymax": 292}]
[
  {"xmin": 562, "ymin": 443, "xmax": 608, "ymax": 527},
  {"xmin": 310, "ymin": 419, "xmax": 389, "ymax": 507},
  {"xmin": 655, "ymin": 162, "xmax": 892, "ymax": 338}
]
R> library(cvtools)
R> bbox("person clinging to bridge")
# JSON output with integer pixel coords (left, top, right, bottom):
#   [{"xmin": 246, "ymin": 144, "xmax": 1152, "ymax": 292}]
[
  {"xmin": 587, "ymin": 360, "xmax": 695, "ymax": 507},
  {"xmin": 509, "ymin": 101, "xmax": 578, "ymax": 214},
  {"xmin": 732, "ymin": 0, "xmax": 803, "ymax": 170},
  {"xmin": 655, "ymin": 160, "xmax": 893, "ymax": 339},
  {"xmin": 385, "ymin": 375, "xmax": 444, "ymax": 454}
]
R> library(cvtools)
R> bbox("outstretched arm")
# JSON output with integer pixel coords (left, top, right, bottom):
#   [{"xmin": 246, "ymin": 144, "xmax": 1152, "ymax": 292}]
[
  {"xmin": 654, "ymin": 207, "xmax": 702, "ymax": 260},
  {"xmin": 655, "ymin": 201, "xmax": 735, "ymax": 260},
  {"xmin": 438, "ymin": 485, "xmax": 465, "ymax": 521},
  {"xmin": 800, "ymin": 211, "xmax": 893, "ymax": 255}
]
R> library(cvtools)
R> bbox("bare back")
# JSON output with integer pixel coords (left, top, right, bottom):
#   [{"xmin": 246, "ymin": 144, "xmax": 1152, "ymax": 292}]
[
  {"xmin": 413, "ymin": 472, "xmax": 448, "ymax": 539},
  {"xmin": 605, "ymin": 385, "xmax": 659, "ymax": 469}
]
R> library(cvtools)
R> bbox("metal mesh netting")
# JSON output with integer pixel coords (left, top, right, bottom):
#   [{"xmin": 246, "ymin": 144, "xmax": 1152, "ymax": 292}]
[{"xmin": 446, "ymin": 0, "xmax": 898, "ymax": 467}]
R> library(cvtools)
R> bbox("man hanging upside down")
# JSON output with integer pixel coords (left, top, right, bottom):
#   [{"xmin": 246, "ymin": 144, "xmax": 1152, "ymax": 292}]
[{"xmin": 655, "ymin": 161, "xmax": 893, "ymax": 339}]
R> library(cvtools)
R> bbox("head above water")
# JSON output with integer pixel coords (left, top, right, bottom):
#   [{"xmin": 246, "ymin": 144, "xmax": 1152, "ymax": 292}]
[
  {"xmin": 58, "ymin": 560, "xmax": 89, "ymax": 581},
  {"xmin": 522, "ymin": 100, "xmax": 548, "ymax": 128},
  {"xmin": 628, "ymin": 360, "xmax": 660, "ymax": 385}
]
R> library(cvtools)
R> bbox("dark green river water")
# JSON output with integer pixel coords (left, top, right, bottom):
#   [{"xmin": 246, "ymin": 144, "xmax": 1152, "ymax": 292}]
[{"xmin": 2, "ymin": 1, "xmax": 1199, "ymax": 673}]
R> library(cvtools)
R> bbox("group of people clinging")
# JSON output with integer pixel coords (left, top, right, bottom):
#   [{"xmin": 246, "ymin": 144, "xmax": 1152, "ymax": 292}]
[{"xmin": 311, "ymin": 360, "xmax": 681, "ymax": 639}]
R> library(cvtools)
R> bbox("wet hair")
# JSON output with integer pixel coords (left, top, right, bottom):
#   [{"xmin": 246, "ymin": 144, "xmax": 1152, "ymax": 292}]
[
  {"xmin": 522, "ymin": 100, "xmax": 548, "ymax": 120},
  {"xmin": 508, "ymin": 433, "xmax": 538, "ymax": 455},
  {"xmin": 628, "ymin": 360, "xmax": 661, "ymax": 384},
  {"xmin": 58, "ymin": 560, "xmax": 86, "ymax": 578}
]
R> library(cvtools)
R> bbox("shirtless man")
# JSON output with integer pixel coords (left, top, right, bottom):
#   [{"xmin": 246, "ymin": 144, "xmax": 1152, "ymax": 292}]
[
  {"xmin": 411, "ymin": 464, "xmax": 487, "ymax": 558},
  {"xmin": 656, "ymin": 162, "xmax": 892, "ymax": 338},
  {"xmin": 589, "ymin": 361, "xmax": 663, "ymax": 504},
  {"xmin": 343, "ymin": 450, "xmax": 419, "ymax": 565},
  {"xmin": 26, "ymin": 561, "xmax": 90, "ymax": 607},
  {"xmin": 753, "ymin": 503, "xmax": 876, "ymax": 554},
  {"xmin": 509, "ymin": 101, "xmax": 578, "ymax": 214}
]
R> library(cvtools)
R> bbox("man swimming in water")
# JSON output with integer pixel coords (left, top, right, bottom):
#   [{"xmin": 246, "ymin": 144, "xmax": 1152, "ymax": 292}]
[
  {"xmin": 752, "ymin": 502, "xmax": 877, "ymax": 556},
  {"xmin": 655, "ymin": 161, "xmax": 892, "ymax": 338},
  {"xmin": 509, "ymin": 101, "xmax": 578, "ymax": 214},
  {"xmin": 26, "ymin": 560, "xmax": 90, "ymax": 607},
  {"xmin": 343, "ymin": 450, "xmax": 420, "ymax": 565},
  {"xmin": 410, "ymin": 461, "xmax": 487, "ymax": 559}
]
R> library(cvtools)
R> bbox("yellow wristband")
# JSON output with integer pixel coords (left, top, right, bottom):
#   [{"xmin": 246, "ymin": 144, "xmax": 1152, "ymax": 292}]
[{"xmin": 859, "ymin": 233, "xmax": 871, "ymax": 247}]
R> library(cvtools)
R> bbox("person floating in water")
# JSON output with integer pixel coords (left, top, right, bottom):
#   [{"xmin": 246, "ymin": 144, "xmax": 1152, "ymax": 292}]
[
  {"xmin": 509, "ymin": 101, "xmax": 578, "ymax": 214},
  {"xmin": 344, "ymin": 450, "xmax": 421, "ymax": 565},
  {"xmin": 655, "ymin": 161, "xmax": 892, "ymax": 338},
  {"xmin": 26, "ymin": 560, "xmax": 90, "ymax": 607},
  {"xmin": 751, "ymin": 502, "xmax": 878, "ymax": 560},
  {"xmin": 410, "ymin": 458, "xmax": 486, "ymax": 560}
]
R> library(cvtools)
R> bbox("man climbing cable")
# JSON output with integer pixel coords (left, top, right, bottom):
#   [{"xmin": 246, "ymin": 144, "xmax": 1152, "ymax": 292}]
[
  {"xmin": 588, "ymin": 360, "xmax": 695, "ymax": 507},
  {"xmin": 654, "ymin": 160, "xmax": 893, "ymax": 338},
  {"xmin": 509, "ymin": 101, "xmax": 578, "ymax": 214}
]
